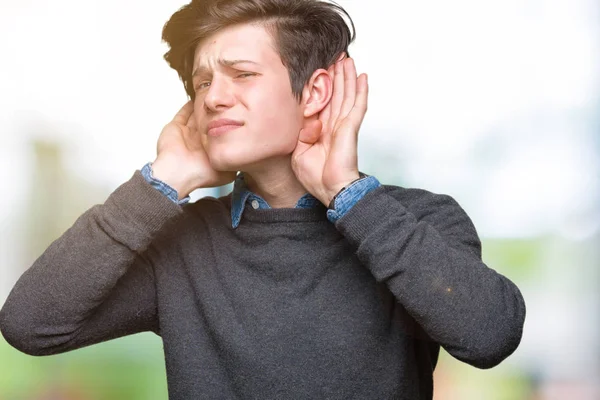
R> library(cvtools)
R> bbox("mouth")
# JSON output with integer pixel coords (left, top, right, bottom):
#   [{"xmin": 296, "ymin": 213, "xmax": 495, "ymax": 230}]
[
  {"xmin": 207, "ymin": 124, "xmax": 243, "ymax": 137},
  {"xmin": 207, "ymin": 119, "xmax": 244, "ymax": 137}
]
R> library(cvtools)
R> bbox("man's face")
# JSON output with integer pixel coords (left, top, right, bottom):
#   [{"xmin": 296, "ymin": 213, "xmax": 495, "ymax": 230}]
[{"xmin": 192, "ymin": 23, "xmax": 304, "ymax": 172}]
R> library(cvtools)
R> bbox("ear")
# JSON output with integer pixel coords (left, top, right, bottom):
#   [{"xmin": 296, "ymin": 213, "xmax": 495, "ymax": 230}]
[{"xmin": 301, "ymin": 68, "xmax": 333, "ymax": 118}]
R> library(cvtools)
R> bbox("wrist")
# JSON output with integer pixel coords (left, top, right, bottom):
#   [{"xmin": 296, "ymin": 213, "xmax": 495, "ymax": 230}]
[
  {"xmin": 326, "ymin": 173, "xmax": 366, "ymax": 210},
  {"xmin": 151, "ymin": 159, "xmax": 196, "ymax": 200}
]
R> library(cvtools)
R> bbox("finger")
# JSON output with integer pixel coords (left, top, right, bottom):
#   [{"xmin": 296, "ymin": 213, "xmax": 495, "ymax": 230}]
[
  {"xmin": 172, "ymin": 100, "xmax": 194, "ymax": 125},
  {"xmin": 346, "ymin": 73, "xmax": 369, "ymax": 130},
  {"xmin": 293, "ymin": 120, "xmax": 322, "ymax": 159},
  {"xmin": 319, "ymin": 100, "xmax": 331, "ymax": 139},
  {"xmin": 298, "ymin": 120, "xmax": 322, "ymax": 145},
  {"xmin": 338, "ymin": 58, "xmax": 357, "ymax": 122},
  {"xmin": 186, "ymin": 110, "xmax": 197, "ymax": 130},
  {"xmin": 318, "ymin": 65, "xmax": 335, "ymax": 133},
  {"xmin": 181, "ymin": 107, "xmax": 203, "ymax": 151},
  {"xmin": 328, "ymin": 59, "xmax": 345, "ymax": 134},
  {"xmin": 329, "ymin": 74, "xmax": 368, "ymax": 160}
]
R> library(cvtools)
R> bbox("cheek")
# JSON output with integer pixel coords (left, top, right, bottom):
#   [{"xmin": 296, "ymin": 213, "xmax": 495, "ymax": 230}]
[
  {"xmin": 193, "ymin": 102, "xmax": 205, "ymax": 127},
  {"xmin": 260, "ymin": 113, "xmax": 301, "ymax": 153},
  {"xmin": 253, "ymin": 90, "xmax": 302, "ymax": 140}
]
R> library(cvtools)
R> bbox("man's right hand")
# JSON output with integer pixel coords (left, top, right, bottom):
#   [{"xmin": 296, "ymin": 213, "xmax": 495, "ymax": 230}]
[{"xmin": 152, "ymin": 101, "xmax": 237, "ymax": 199}]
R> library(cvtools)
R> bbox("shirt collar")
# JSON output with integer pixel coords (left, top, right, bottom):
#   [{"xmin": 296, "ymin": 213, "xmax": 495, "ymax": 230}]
[{"xmin": 230, "ymin": 172, "xmax": 321, "ymax": 228}]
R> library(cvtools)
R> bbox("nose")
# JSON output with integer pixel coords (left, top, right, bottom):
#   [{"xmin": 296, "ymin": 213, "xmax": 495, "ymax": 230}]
[{"xmin": 203, "ymin": 75, "xmax": 235, "ymax": 113}]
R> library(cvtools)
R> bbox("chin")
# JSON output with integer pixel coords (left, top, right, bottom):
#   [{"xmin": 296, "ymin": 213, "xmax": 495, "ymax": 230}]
[
  {"xmin": 207, "ymin": 140, "xmax": 295, "ymax": 172},
  {"xmin": 208, "ymin": 158, "xmax": 240, "ymax": 173},
  {"xmin": 207, "ymin": 148, "xmax": 255, "ymax": 172}
]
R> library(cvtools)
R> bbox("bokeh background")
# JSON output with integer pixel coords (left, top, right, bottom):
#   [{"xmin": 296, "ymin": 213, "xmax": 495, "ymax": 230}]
[{"xmin": 1, "ymin": 0, "xmax": 599, "ymax": 399}]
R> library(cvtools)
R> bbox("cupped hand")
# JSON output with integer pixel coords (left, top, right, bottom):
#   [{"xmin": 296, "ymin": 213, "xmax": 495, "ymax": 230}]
[
  {"xmin": 153, "ymin": 101, "xmax": 237, "ymax": 198},
  {"xmin": 291, "ymin": 57, "xmax": 369, "ymax": 206}
]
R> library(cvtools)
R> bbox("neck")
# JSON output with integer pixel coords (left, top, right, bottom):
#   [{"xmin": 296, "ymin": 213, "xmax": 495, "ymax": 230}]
[{"xmin": 242, "ymin": 157, "xmax": 309, "ymax": 208}]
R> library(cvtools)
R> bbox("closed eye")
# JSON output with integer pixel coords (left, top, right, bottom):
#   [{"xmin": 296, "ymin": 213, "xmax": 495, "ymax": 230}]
[{"xmin": 194, "ymin": 73, "xmax": 257, "ymax": 91}]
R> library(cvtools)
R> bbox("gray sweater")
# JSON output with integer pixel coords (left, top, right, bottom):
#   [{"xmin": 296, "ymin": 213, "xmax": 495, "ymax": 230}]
[{"xmin": 0, "ymin": 171, "xmax": 525, "ymax": 399}]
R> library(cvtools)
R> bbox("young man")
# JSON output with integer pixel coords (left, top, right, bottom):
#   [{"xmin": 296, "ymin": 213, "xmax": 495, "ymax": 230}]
[{"xmin": 0, "ymin": 0, "xmax": 526, "ymax": 399}]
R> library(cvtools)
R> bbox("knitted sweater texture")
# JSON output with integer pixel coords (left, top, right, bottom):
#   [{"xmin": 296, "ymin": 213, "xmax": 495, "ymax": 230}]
[{"xmin": 0, "ymin": 171, "xmax": 525, "ymax": 399}]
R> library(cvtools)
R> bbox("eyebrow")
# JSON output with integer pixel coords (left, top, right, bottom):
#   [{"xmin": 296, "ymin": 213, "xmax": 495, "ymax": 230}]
[{"xmin": 192, "ymin": 59, "xmax": 261, "ymax": 78}]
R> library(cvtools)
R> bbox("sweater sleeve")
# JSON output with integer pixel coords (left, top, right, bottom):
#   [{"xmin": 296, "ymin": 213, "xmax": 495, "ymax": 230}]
[
  {"xmin": 334, "ymin": 185, "xmax": 526, "ymax": 369},
  {"xmin": 0, "ymin": 170, "xmax": 184, "ymax": 356}
]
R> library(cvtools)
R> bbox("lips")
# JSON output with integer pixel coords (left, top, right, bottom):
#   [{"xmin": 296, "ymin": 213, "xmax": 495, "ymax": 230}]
[
  {"xmin": 207, "ymin": 119, "xmax": 244, "ymax": 130},
  {"xmin": 207, "ymin": 118, "xmax": 244, "ymax": 137}
]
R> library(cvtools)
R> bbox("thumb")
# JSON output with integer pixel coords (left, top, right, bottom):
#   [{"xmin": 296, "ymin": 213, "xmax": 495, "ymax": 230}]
[{"xmin": 298, "ymin": 119, "xmax": 322, "ymax": 145}]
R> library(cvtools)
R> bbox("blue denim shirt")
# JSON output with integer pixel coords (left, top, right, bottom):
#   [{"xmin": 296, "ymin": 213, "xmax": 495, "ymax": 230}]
[
  {"xmin": 141, "ymin": 162, "xmax": 381, "ymax": 227},
  {"xmin": 141, "ymin": 162, "xmax": 190, "ymax": 206}
]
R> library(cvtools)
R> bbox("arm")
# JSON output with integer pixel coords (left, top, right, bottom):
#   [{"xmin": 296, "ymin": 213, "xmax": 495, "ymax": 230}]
[
  {"xmin": 333, "ymin": 185, "xmax": 526, "ymax": 369},
  {"xmin": 1, "ymin": 101, "xmax": 237, "ymax": 356},
  {"xmin": 0, "ymin": 171, "xmax": 183, "ymax": 356}
]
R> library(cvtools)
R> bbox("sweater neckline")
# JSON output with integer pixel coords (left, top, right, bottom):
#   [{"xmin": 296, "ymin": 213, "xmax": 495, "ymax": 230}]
[
  {"xmin": 241, "ymin": 202, "xmax": 329, "ymax": 223},
  {"xmin": 219, "ymin": 192, "xmax": 329, "ymax": 224}
]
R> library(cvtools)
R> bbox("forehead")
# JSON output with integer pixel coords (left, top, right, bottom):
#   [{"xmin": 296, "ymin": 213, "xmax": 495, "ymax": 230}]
[{"xmin": 193, "ymin": 23, "xmax": 281, "ymax": 72}]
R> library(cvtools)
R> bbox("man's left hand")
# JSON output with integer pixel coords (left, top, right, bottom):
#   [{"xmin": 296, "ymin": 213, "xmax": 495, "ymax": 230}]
[{"xmin": 291, "ymin": 57, "xmax": 369, "ymax": 207}]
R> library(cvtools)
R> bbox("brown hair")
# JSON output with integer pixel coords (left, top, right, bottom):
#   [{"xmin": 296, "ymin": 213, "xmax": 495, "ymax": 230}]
[{"xmin": 162, "ymin": 0, "xmax": 355, "ymax": 101}]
